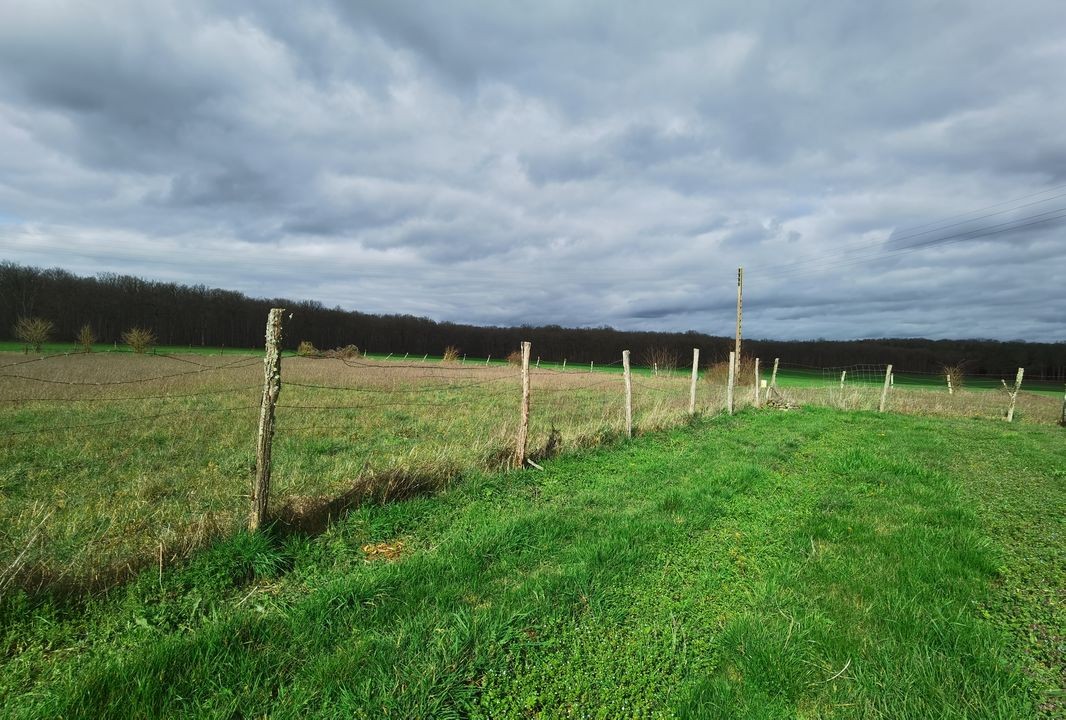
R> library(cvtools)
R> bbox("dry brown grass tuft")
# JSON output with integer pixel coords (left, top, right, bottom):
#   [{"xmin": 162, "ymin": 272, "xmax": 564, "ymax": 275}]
[
  {"xmin": 442, "ymin": 345, "xmax": 461, "ymax": 363},
  {"xmin": 297, "ymin": 340, "xmax": 318, "ymax": 357},
  {"xmin": 704, "ymin": 356, "xmax": 759, "ymax": 386}
]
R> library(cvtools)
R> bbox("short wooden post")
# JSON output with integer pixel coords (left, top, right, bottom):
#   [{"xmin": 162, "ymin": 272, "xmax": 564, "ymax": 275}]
[
  {"xmin": 385, "ymin": 353, "xmax": 392, "ymax": 360},
  {"xmin": 623, "ymin": 350, "xmax": 633, "ymax": 438},
  {"xmin": 753, "ymin": 357, "xmax": 761, "ymax": 408},
  {"xmin": 946, "ymin": 373, "xmax": 953, "ymax": 395},
  {"xmin": 536, "ymin": 357, "xmax": 540, "ymax": 368},
  {"xmin": 839, "ymin": 370, "xmax": 847, "ymax": 389},
  {"xmin": 727, "ymin": 350, "xmax": 736, "ymax": 415},
  {"xmin": 486, "ymin": 355, "xmax": 491, "ymax": 365},
  {"xmin": 250, "ymin": 308, "xmax": 284, "ymax": 531},
  {"xmin": 422, "ymin": 353, "xmax": 428, "ymax": 362},
  {"xmin": 403, "ymin": 352, "xmax": 409, "ymax": 360},
  {"xmin": 688, "ymin": 348, "xmax": 700, "ymax": 415},
  {"xmin": 654, "ymin": 362, "xmax": 659, "ymax": 377},
  {"xmin": 769, "ymin": 357, "xmax": 779, "ymax": 401},
  {"xmin": 462, "ymin": 354, "xmax": 466, "ymax": 364},
  {"xmin": 562, "ymin": 359, "xmax": 567, "ymax": 369},
  {"xmin": 590, "ymin": 360, "xmax": 594, "ymax": 373},
  {"xmin": 1006, "ymin": 367, "xmax": 1024, "ymax": 422},
  {"xmin": 878, "ymin": 364, "xmax": 893, "ymax": 413},
  {"xmin": 515, "ymin": 341, "xmax": 531, "ymax": 467}
]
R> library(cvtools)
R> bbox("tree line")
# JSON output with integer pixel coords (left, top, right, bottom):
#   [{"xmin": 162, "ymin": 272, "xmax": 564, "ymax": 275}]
[{"xmin": 2, "ymin": 262, "xmax": 1063, "ymax": 381}]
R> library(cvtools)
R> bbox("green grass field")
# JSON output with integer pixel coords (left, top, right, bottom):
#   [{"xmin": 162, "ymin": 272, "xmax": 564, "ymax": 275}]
[{"xmin": 0, "ymin": 407, "xmax": 1062, "ymax": 718}]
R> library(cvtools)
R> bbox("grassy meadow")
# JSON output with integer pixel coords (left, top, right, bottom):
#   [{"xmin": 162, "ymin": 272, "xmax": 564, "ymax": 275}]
[{"xmin": 0, "ymin": 407, "xmax": 1062, "ymax": 717}]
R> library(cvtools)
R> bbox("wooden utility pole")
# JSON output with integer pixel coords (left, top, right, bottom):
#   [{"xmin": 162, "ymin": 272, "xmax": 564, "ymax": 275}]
[
  {"xmin": 250, "ymin": 308, "xmax": 284, "ymax": 531},
  {"xmin": 515, "ymin": 341, "xmax": 531, "ymax": 467},
  {"xmin": 734, "ymin": 267, "xmax": 743, "ymax": 381},
  {"xmin": 688, "ymin": 348, "xmax": 700, "ymax": 415},
  {"xmin": 878, "ymin": 364, "xmax": 893, "ymax": 413},
  {"xmin": 1005, "ymin": 368, "xmax": 1024, "ymax": 422},
  {"xmin": 727, "ymin": 350, "xmax": 736, "ymax": 415},
  {"xmin": 623, "ymin": 350, "xmax": 633, "ymax": 438}
]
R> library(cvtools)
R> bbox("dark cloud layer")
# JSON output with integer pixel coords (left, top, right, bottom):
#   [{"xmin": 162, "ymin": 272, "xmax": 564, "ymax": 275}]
[{"xmin": 0, "ymin": 0, "xmax": 1064, "ymax": 341}]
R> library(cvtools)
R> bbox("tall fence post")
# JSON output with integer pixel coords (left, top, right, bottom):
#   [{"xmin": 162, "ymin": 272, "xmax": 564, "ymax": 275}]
[
  {"xmin": 1006, "ymin": 367, "xmax": 1024, "ymax": 422},
  {"xmin": 839, "ymin": 370, "xmax": 846, "ymax": 390},
  {"xmin": 753, "ymin": 357, "xmax": 761, "ymax": 408},
  {"xmin": 515, "ymin": 341, "xmax": 531, "ymax": 467},
  {"xmin": 688, "ymin": 348, "xmax": 700, "ymax": 415},
  {"xmin": 878, "ymin": 364, "xmax": 893, "ymax": 413},
  {"xmin": 727, "ymin": 350, "xmax": 736, "ymax": 415},
  {"xmin": 623, "ymin": 350, "xmax": 633, "ymax": 438},
  {"xmin": 946, "ymin": 373, "xmax": 953, "ymax": 395},
  {"xmin": 769, "ymin": 358, "xmax": 779, "ymax": 400},
  {"xmin": 250, "ymin": 308, "xmax": 284, "ymax": 531}
]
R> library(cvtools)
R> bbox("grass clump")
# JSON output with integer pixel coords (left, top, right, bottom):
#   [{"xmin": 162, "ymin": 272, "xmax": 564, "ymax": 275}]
[
  {"xmin": 75, "ymin": 324, "xmax": 96, "ymax": 353},
  {"xmin": 442, "ymin": 345, "xmax": 460, "ymax": 363}
]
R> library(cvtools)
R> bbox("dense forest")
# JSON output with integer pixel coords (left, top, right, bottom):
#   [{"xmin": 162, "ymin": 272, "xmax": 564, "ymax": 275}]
[{"xmin": 2, "ymin": 262, "xmax": 1063, "ymax": 380}]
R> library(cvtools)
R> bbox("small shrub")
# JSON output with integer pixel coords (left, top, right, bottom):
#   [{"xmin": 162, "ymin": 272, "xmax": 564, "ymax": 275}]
[
  {"xmin": 643, "ymin": 346, "xmax": 680, "ymax": 373},
  {"xmin": 75, "ymin": 324, "xmax": 96, "ymax": 353},
  {"xmin": 704, "ymin": 355, "xmax": 759, "ymax": 386},
  {"xmin": 506, "ymin": 350, "xmax": 523, "ymax": 365},
  {"xmin": 442, "ymin": 345, "xmax": 460, "ymax": 363},
  {"xmin": 297, "ymin": 340, "xmax": 318, "ymax": 357},
  {"xmin": 13, "ymin": 316, "xmax": 54, "ymax": 353},
  {"xmin": 121, "ymin": 327, "xmax": 157, "ymax": 354},
  {"xmin": 943, "ymin": 363, "xmax": 965, "ymax": 391},
  {"xmin": 323, "ymin": 344, "xmax": 360, "ymax": 359}
]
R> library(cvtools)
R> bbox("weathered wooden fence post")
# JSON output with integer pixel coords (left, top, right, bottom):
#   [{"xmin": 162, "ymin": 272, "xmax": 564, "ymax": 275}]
[
  {"xmin": 769, "ymin": 358, "xmax": 779, "ymax": 401},
  {"xmin": 1006, "ymin": 367, "xmax": 1024, "ymax": 422},
  {"xmin": 753, "ymin": 357, "xmax": 761, "ymax": 408},
  {"xmin": 688, "ymin": 348, "xmax": 700, "ymax": 415},
  {"xmin": 878, "ymin": 364, "xmax": 893, "ymax": 413},
  {"xmin": 590, "ymin": 360, "xmax": 594, "ymax": 373},
  {"xmin": 727, "ymin": 350, "xmax": 736, "ymax": 415},
  {"xmin": 623, "ymin": 350, "xmax": 633, "ymax": 438},
  {"xmin": 250, "ymin": 308, "xmax": 284, "ymax": 531},
  {"xmin": 946, "ymin": 372, "xmax": 953, "ymax": 395},
  {"xmin": 515, "ymin": 341, "xmax": 531, "ymax": 467},
  {"xmin": 839, "ymin": 370, "xmax": 847, "ymax": 390}
]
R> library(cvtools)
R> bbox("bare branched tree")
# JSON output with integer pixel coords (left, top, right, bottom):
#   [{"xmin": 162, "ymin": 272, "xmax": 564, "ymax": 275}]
[
  {"xmin": 76, "ymin": 323, "xmax": 96, "ymax": 353},
  {"xmin": 14, "ymin": 316, "xmax": 54, "ymax": 353},
  {"xmin": 121, "ymin": 327, "xmax": 157, "ymax": 354}
]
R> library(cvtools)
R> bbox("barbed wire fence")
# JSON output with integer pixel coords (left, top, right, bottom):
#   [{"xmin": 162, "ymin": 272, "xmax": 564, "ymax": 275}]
[{"xmin": 1, "ymin": 309, "xmax": 1063, "ymax": 595}]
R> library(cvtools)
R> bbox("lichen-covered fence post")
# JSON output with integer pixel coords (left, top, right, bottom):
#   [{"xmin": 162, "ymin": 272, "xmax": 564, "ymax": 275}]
[
  {"xmin": 515, "ymin": 341, "xmax": 531, "ymax": 468},
  {"xmin": 1005, "ymin": 367, "xmax": 1024, "ymax": 422},
  {"xmin": 878, "ymin": 364, "xmax": 893, "ymax": 413},
  {"xmin": 727, "ymin": 350, "xmax": 736, "ymax": 415},
  {"xmin": 623, "ymin": 350, "xmax": 633, "ymax": 438},
  {"xmin": 688, "ymin": 348, "xmax": 700, "ymax": 415},
  {"xmin": 250, "ymin": 308, "xmax": 285, "ymax": 531},
  {"xmin": 753, "ymin": 357, "xmax": 761, "ymax": 408}
]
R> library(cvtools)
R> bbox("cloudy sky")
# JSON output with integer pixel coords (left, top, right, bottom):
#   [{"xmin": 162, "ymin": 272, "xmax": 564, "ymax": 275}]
[{"xmin": 1, "ymin": 1, "xmax": 1064, "ymax": 341}]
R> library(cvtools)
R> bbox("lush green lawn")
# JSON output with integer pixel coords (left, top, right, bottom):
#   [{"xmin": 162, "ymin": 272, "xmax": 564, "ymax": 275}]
[{"xmin": 1, "ymin": 407, "xmax": 1061, "ymax": 718}]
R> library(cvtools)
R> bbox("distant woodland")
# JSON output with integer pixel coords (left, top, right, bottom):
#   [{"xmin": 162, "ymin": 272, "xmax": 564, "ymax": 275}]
[{"xmin": 2, "ymin": 262, "xmax": 1063, "ymax": 380}]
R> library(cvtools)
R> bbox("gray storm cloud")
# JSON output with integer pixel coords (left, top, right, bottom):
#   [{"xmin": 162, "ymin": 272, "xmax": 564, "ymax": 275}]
[{"xmin": 0, "ymin": 0, "xmax": 1063, "ymax": 341}]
